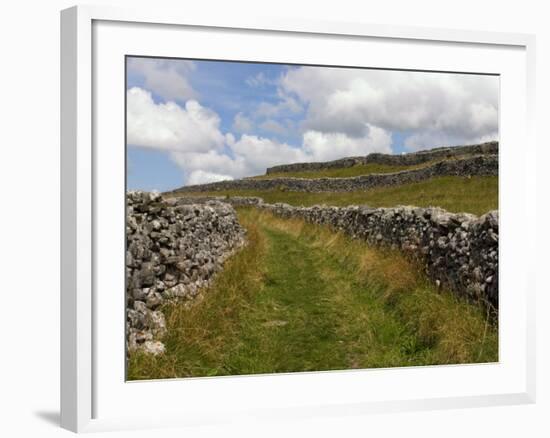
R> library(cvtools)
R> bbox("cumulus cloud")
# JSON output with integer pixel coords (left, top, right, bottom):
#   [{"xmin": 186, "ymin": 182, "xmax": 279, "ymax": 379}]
[
  {"xmin": 171, "ymin": 150, "xmax": 248, "ymax": 181},
  {"xmin": 170, "ymin": 136, "xmax": 303, "ymax": 182},
  {"xmin": 280, "ymin": 67, "xmax": 499, "ymax": 150},
  {"xmin": 187, "ymin": 170, "xmax": 233, "ymax": 185},
  {"xmin": 127, "ymin": 57, "xmax": 197, "ymax": 102},
  {"xmin": 231, "ymin": 135, "xmax": 306, "ymax": 173},
  {"xmin": 302, "ymin": 125, "xmax": 392, "ymax": 162},
  {"xmin": 128, "ymin": 84, "xmax": 395, "ymax": 185},
  {"xmin": 127, "ymin": 87, "xmax": 225, "ymax": 153},
  {"xmin": 169, "ymin": 127, "xmax": 392, "ymax": 185}
]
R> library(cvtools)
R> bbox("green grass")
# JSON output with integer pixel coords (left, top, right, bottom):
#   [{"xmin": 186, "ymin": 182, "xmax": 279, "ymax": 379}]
[
  {"xmin": 127, "ymin": 209, "xmax": 498, "ymax": 380},
  {"xmin": 170, "ymin": 175, "xmax": 498, "ymax": 216}
]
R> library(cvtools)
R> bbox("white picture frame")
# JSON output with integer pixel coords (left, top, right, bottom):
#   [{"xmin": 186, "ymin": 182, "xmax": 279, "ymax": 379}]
[{"xmin": 60, "ymin": 4, "xmax": 536, "ymax": 433}]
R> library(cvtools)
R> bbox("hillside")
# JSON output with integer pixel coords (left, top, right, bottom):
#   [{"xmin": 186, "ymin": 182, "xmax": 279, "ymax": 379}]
[
  {"xmin": 166, "ymin": 142, "xmax": 499, "ymax": 215},
  {"xmin": 169, "ymin": 144, "xmax": 497, "ymax": 198}
]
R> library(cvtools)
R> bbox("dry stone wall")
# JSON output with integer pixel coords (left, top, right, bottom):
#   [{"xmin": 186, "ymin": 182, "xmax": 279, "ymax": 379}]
[
  {"xmin": 169, "ymin": 195, "xmax": 264, "ymax": 207},
  {"xmin": 170, "ymin": 155, "xmax": 497, "ymax": 194},
  {"xmin": 266, "ymin": 141, "xmax": 498, "ymax": 174},
  {"xmin": 366, "ymin": 141, "xmax": 498, "ymax": 166},
  {"xmin": 126, "ymin": 191, "xmax": 246, "ymax": 355}
]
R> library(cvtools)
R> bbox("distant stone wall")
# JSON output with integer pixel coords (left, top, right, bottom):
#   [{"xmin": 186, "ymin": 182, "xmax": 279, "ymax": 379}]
[
  {"xmin": 266, "ymin": 141, "xmax": 498, "ymax": 174},
  {"xmin": 170, "ymin": 155, "xmax": 498, "ymax": 194},
  {"xmin": 267, "ymin": 156, "xmax": 366, "ymax": 174},
  {"xmin": 126, "ymin": 192, "xmax": 246, "ymax": 355},
  {"xmin": 366, "ymin": 141, "xmax": 498, "ymax": 166},
  {"xmin": 169, "ymin": 195, "xmax": 264, "ymax": 207},
  {"xmin": 257, "ymin": 202, "xmax": 498, "ymax": 311}
]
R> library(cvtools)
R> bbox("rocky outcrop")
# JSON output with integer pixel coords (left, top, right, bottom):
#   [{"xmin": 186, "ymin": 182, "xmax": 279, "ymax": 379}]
[
  {"xmin": 266, "ymin": 141, "xmax": 498, "ymax": 174},
  {"xmin": 257, "ymin": 202, "xmax": 498, "ymax": 311},
  {"xmin": 169, "ymin": 155, "xmax": 497, "ymax": 194},
  {"xmin": 126, "ymin": 191, "xmax": 246, "ymax": 355}
]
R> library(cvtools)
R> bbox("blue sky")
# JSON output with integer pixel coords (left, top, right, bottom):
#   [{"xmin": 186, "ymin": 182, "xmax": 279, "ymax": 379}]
[{"xmin": 127, "ymin": 57, "xmax": 499, "ymax": 191}]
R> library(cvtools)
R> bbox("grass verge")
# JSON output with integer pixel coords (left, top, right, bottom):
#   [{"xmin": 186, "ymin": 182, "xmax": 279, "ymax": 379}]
[{"xmin": 127, "ymin": 208, "xmax": 497, "ymax": 380}]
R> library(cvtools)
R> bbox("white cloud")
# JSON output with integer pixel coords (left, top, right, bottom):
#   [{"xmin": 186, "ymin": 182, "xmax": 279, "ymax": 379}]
[
  {"xmin": 127, "ymin": 58, "xmax": 197, "ymax": 102},
  {"xmin": 232, "ymin": 112, "xmax": 253, "ymax": 133},
  {"xmin": 128, "ymin": 61, "xmax": 501, "ymax": 188},
  {"xmin": 171, "ymin": 150, "xmax": 248, "ymax": 181},
  {"xmin": 169, "ymin": 136, "xmax": 305, "ymax": 183},
  {"xmin": 128, "ymin": 84, "xmax": 395, "ymax": 185},
  {"xmin": 187, "ymin": 170, "xmax": 233, "ymax": 185},
  {"xmin": 302, "ymin": 125, "xmax": 392, "ymax": 162},
  {"xmin": 169, "ymin": 127, "xmax": 392, "ymax": 185},
  {"xmin": 127, "ymin": 87, "xmax": 225, "ymax": 153},
  {"xmin": 132, "ymin": 63, "xmax": 508, "ymax": 187},
  {"xmin": 231, "ymin": 135, "xmax": 306, "ymax": 174},
  {"xmin": 280, "ymin": 67, "xmax": 499, "ymax": 149}
]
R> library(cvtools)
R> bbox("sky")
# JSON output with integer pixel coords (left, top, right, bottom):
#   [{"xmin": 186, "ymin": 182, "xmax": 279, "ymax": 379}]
[{"xmin": 126, "ymin": 57, "xmax": 499, "ymax": 191}]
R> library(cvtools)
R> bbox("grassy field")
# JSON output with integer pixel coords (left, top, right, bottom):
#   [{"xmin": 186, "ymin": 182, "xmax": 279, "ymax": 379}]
[
  {"xmin": 170, "ymin": 175, "xmax": 498, "ymax": 216},
  {"xmin": 127, "ymin": 208, "xmax": 498, "ymax": 380}
]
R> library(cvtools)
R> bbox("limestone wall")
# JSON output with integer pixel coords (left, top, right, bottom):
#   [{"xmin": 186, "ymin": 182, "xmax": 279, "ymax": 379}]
[{"xmin": 126, "ymin": 191, "xmax": 246, "ymax": 355}]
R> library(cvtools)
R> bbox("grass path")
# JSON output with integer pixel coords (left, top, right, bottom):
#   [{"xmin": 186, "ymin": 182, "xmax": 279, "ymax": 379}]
[
  {"xmin": 224, "ymin": 225, "xmax": 424, "ymax": 374},
  {"xmin": 128, "ymin": 209, "xmax": 497, "ymax": 380}
]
